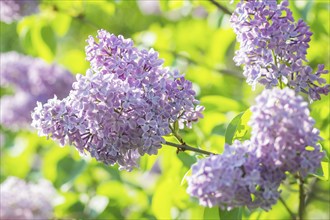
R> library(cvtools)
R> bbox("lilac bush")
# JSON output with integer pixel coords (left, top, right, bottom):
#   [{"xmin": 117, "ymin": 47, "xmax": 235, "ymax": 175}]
[
  {"xmin": 0, "ymin": 52, "xmax": 74, "ymax": 129},
  {"xmin": 31, "ymin": 30, "xmax": 204, "ymax": 171},
  {"xmin": 230, "ymin": 0, "xmax": 329, "ymax": 100},
  {"xmin": 25, "ymin": 0, "xmax": 327, "ymax": 216},
  {"xmin": 0, "ymin": 176, "xmax": 56, "ymax": 219}
]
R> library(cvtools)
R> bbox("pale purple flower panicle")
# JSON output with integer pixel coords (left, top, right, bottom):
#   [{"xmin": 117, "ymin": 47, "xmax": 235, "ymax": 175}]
[
  {"xmin": 230, "ymin": 0, "xmax": 329, "ymax": 100},
  {"xmin": 32, "ymin": 30, "xmax": 204, "ymax": 171},
  {"xmin": 249, "ymin": 87, "xmax": 324, "ymax": 177},
  {"xmin": 0, "ymin": 0, "xmax": 38, "ymax": 23},
  {"xmin": 187, "ymin": 140, "xmax": 285, "ymax": 211},
  {"xmin": 188, "ymin": 88, "xmax": 324, "ymax": 210},
  {"xmin": 0, "ymin": 52, "xmax": 74, "ymax": 130},
  {"xmin": 0, "ymin": 176, "xmax": 56, "ymax": 220}
]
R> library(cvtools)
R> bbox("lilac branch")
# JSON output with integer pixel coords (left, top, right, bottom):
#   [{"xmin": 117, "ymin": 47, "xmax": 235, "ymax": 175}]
[
  {"xmin": 208, "ymin": 0, "xmax": 232, "ymax": 15},
  {"xmin": 164, "ymin": 141, "xmax": 215, "ymax": 155}
]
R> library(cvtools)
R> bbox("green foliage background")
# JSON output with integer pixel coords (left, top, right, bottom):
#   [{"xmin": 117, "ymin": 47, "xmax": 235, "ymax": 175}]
[{"xmin": 0, "ymin": 0, "xmax": 329, "ymax": 219}]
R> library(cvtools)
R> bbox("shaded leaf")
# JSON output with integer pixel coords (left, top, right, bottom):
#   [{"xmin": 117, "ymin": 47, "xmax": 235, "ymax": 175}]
[
  {"xmin": 211, "ymin": 124, "xmax": 227, "ymax": 136},
  {"xmin": 177, "ymin": 152, "xmax": 197, "ymax": 169},
  {"xmin": 56, "ymin": 157, "xmax": 87, "ymax": 187},
  {"xmin": 219, "ymin": 207, "xmax": 243, "ymax": 220},
  {"xmin": 204, "ymin": 207, "xmax": 220, "ymax": 220},
  {"xmin": 313, "ymin": 161, "xmax": 329, "ymax": 181}
]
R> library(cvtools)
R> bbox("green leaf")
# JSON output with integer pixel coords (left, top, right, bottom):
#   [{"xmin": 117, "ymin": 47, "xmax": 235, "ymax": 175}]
[
  {"xmin": 219, "ymin": 207, "xmax": 243, "ymax": 220},
  {"xmin": 56, "ymin": 157, "xmax": 87, "ymax": 188},
  {"xmin": 211, "ymin": 124, "xmax": 227, "ymax": 136},
  {"xmin": 225, "ymin": 109, "xmax": 252, "ymax": 145},
  {"xmin": 180, "ymin": 168, "xmax": 192, "ymax": 187},
  {"xmin": 177, "ymin": 152, "xmax": 197, "ymax": 169},
  {"xmin": 201, "ymin": 95, "xmax": 242, "ymax": 113},
  {"xmin": 17, "ymin": 17, "xmax": 36, "ymax": 56},
  {"xmin": 313, "ymin": 161, "xmax": 329, "ymax": 181},
  {"xmin": 17, "ymin": 16, "xmax": 56, "ymax": 61},
  {"xmin": 204, "ymin": 207, "xmax": 220, "ymax": 220},
  {"xmin": 0, "ymin": 22, "xmax": 22, "ymax": 52},
  {"xmin": 322, "ymin": 153, "xmax": 329, "ymax": 162},
  {"xmin": 233, "ymin": 109, "xmax": 252, "ymax": 141},
  {"xmin": 51, "ymin": 12, "xmax": 71, "ymax": 37},
  {"xmin": 225, "ymin": 112, "xmax": 244, "ymax": 145},
  {"xmin": 40, "ymin": 25, "xmax": 57, "ymax": 58}
]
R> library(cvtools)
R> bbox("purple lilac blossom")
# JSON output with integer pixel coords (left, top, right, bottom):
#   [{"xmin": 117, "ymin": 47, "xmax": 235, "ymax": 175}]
[
  {"xmin": 0, "ymin": 52, "xmax": 74, "ymax": 130},
  {"xmin": 31, "ymin": 30, "xmax": 204, "ymax": 171},
  {"xmin": 230, "ymin": 0, "xmax": 329, "ymax": 100},
  {"xmin": 187, "ymin": 140, "xmax": 285, "ymax": 211},
  {"xmin": 0, "ymin": 0, "xmax": 38, "ymax": 23},
  {"xmin": 187, "ymin": 88, "xmax": 324, "ymax": 210},
  {"xmin": 249, "ymin": 87, "xmax": 324, "ymax": 178},
  {"xmin": 0, "ymin": 176, "xmax": 56, "ymax": 220}
]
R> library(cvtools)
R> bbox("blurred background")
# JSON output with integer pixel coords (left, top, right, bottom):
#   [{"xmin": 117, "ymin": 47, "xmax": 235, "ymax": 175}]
[{"xmin": 0, "ymin": 0, "xmax": 329, "ymax": 219}]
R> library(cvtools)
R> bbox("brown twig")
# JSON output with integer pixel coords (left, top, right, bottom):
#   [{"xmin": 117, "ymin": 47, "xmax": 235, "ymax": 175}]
[
  {"xmin": 208, "ymin": 0, "xmax": 233, "ymax": 15},
  {"xmin": 164, "ymin": 141, "xmax": 215, "ymax": 155}
]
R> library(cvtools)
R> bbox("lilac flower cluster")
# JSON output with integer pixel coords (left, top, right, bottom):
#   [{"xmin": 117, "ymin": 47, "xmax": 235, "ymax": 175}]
[
  {"xmin": 230, "ymin": 0, "xmax": 329, "ymax": 100},
  {"xmin": 187, "ymin": 140, "xmax": 285, "ymax": 211},
  {"xmin": 187, "ymin": 88, "xmax": 324, "ymax": 210},
  {"xmin": 0, "ymin": 52, "xmax": 74, "ymax": 130},
  {"xmin": 250, "ymin": 87, "xmax": 324, "ymax": 177},
  {"xmin": 0, "ymin": 176, "xmax": 56, "ymax": 219},
  {"xmin": 32, "ymin": 30, "xmax": 204, "ymax": 171},
  {"xmin": 0, "ymin": 0, "xmax": 38, "ymax": 23}
]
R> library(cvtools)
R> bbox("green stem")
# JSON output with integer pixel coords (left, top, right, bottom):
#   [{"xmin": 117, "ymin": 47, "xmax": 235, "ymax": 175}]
[
  {"xmin": 298, "ymin": 177, "xmax": 305, "ymax": 220},
  {"xmin": 279, "ymin": 77, "xmax": 284, "ymax": 89},
  {"xmin": 164, "ymin": 141, "xmax": 215, "ymax": 155},
  {"xmin": 169, "ymin": 124, "xmax": 185, "ymax": 144},
  {"xmin": 271, "ymin": 49, "xmax": 285, "ymax": 89}
]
